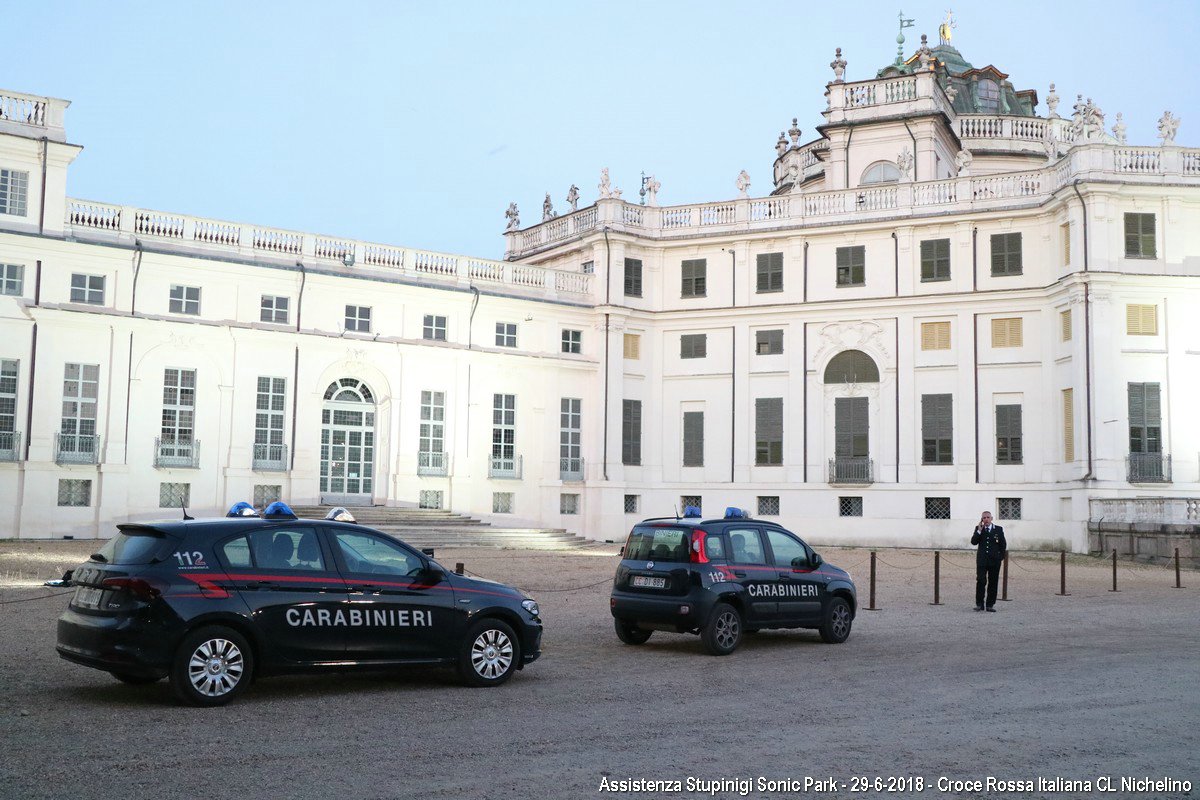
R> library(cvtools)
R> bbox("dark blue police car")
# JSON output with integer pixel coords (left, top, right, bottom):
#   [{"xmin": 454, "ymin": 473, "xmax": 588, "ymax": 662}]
[
  {"xmin": 609, "ymin": 507, "xmax": 857, "ymax": 655},
  {"xmin": 55, "ymin": 502, "xmax": 542, "ymax": 705}
]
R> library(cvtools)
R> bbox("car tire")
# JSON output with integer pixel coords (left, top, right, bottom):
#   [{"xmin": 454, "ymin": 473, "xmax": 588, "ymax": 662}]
[
  {"xmin": 169, "ymin": 626, "xmax": 254, "ymax": 707},
  {"xmin": 613, "ymin": 618, "xmax": 652, "ymax": 645},
  {"xmin": 819, "ymin": 597, "xmax": 853, "ymax": 644},
  {"xmin": 110, "ymin": 671, "xmax": 161, "ymax": 685},
  {"xmin": 458, "ymin": 618, "xmax": 521, "ymax": 687},
  {"xmin": 700, "ymin": 602, "xmax": 742, "ymax": 656}
]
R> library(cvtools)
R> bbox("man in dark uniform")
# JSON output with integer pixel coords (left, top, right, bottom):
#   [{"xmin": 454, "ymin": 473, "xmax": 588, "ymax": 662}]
[{"xmin": 971, "ymin": 511, "xmax": 1006, "ymax": 612}]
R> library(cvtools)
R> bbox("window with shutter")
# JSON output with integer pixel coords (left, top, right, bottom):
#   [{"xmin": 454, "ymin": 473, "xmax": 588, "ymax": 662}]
[
  {"xmin": 622, "ymin": 400, "xmax": 641, "ymax": 465},
  {"xmin": 755, "ymin": 329, "xmax": 783, "ymax": 355},
  {"xmin": 1061, "ymin": 223, "xmax": 1071, "ymax": 266},
  {"xmin": 1124, "ymin": 213, "xmax": 1156, "ymax": 259},
  {"xmin": 680, "ymin": 334, "xmax": 707, "ymax": 359},
  {"xmin": 835, "ymin": 397, "xmax": 869, "ymax": 458},
  {"xmin": 836, "ymin": 246, "xmax": 865, "ymax": 287},
  {"xmin": 623, "ymin": 333, "xmax": 641, "ymax": 360},
  {"xmin": 1060, "ymin": 309, "xmax": 1072, "ymax": 341},
  {"xmin": 1062, "ymin": 389, "xmax": 1075, "ymax": 462},
  {"xmin": 920, "ymin": 238, "xmax": 950, "ymax": 282},
  {"xmin": 921, "ymin": 321, "xmax": 951, "ymax": 351},
  {"xmin": 682, "ymin": 411, "xmax": 705, "ymax": 467},
  {"xmin": 681, "ymin": 259, "xmax": 707, "ymax": 297},
  {"xmin": 921, "ymin": 394, "xmax": 953, "ymax": 464},
  {"xmin": 995, "ymin": 404, "xmax": 1023, "ymax": 464},
  {"xmin": 1125, "ymin": 304, "xmax": 1158, "ymax": 336},
  {"xmin": 624, "ymin": 258, "xmax": 643, "ymax": 297},
  {"xmin": 756, "ymin": 252, "xmax": 784, "ymax": 293},
  {"xmin": 1127, "ymin": 383, "xmax": 1162, "ymax": 454},
  {"xmin": 755, "ymin": 398, "xmax": 783, "ymax": 465},
  {"xmin": 990, "ymin": 233, "xmax": 1023, "ymax": 276},
  {"xmin": 991, "ymin": 318, "xmax": 1023, "ymax": 348}
]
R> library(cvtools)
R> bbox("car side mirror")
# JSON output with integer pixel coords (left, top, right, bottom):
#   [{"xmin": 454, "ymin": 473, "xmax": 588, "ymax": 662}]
[
  {"xmin": 811, "ymin": 552, "xmax": 823, "ymax": 567},
  {"xmin": 618, "ymin": 545, "xmax": 625, "ymax": 557},
  {"xmin": 791, "ymin": 556, "xmax": 808, "ymax": 570},
  {"xmin": 416, "ymin": 564, "xmax": 444, "ymax": 585}
]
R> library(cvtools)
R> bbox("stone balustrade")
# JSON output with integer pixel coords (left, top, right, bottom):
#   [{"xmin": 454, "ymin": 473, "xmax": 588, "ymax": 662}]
[
  {"xmin": 506, "ymin": 142, "xmax": 1200, "ymax": 259},
  {"xmin": 1089, "ymin": 497, "xmax": 1200, "ymax": 525},
  {"xmin": 825, "ymin": 70, "xmax": 955, "ymax": 124},
  {"xmin": 0, "ymin": 89, "xmax": 70, "ymax": 143},
  {"xmin": 64, "ymin": 200, "xmax": 592, "ymax": 298}
]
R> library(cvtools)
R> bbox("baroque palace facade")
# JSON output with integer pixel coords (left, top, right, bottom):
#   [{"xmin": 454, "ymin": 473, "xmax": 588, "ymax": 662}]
[{"xmin": 1, "ymin": 37, "xmax": 1198, "ymax": 549}]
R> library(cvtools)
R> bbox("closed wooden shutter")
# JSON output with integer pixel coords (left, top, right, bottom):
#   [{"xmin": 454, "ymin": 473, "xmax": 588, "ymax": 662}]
[
  {"xmin": 623, "ymin": 333, "xmax": 640, "ymax": 360},
  {"xmin": 991, "ymin": 318, "xmax": 1023, "ymax": 348},
  {"xmin": 1124, "ymin": 213, "xmax": 1156, "ymax": 258},
  {"xmin": 1061, "ymin": 223, "xmax": 1071, "ymax": 266},
  {"xmin": 1128, "ymin": 382, "xmax": 1162, "ymax": 453},
  {"xmin": 995, "ymin": 404, "xmax": 1023, "ymax": 464},
  {"xmin": 622, "ymin": 400, "xmax": 641, "ymax": 465},
  {"xmin": 755, "ymin": 398, "xmax": 783, "ymax": 465},
  {"xmin": 921, "ymin": 394, "xmax": 953, "ymax": 464},
  {"xmin": 990, "ymin": 232, "xmax": 1023, "ymax": 276},
  {"xmin": 1125, "ymin": 304, "xmax": 1157, "ymax": 336},
  {"xmin": 680, "ymin": 334, "xmax": 707, "ymax": 359},
  {"xmin": 1062, "ymin": 389, "xmax": 1074, "ymax": 462},
  {"xmin": 1060, "ymin": 309, "xmax": 1072, "ymax": 341},
  {"xmin": 682, "ymin": 411, "xmax": 704, "ymax": 467},
  {"xmin": 920, "ymin": 238, "xmax": 950, "ymax": 281},
  {"xmin": 835, "ymin": 397, "xmax": 869, "ymax": 458},
  {"xmin": 623, "ymin": 259, "xmax": 643, "ymax": 297},
  {"xmin": 756, "ymin": 252, "xmax": 783, "ymax": 293},
  {"xmin": 921, "ymin": 321, "xmax": 951, "ymax": 350}
]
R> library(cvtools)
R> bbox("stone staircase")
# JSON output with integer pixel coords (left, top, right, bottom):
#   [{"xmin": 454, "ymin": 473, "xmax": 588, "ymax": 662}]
[{"xmin": 289, "ymin": 506, "xmax": 595, "ymax": 551}]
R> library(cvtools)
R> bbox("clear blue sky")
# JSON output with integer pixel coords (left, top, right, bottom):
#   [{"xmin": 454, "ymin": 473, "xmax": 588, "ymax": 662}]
[{"xmin": 8, "ymin": 1, "xmax": 1197, "ymax": 259}]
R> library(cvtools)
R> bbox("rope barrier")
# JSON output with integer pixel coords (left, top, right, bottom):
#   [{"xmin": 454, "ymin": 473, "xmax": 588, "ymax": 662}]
[{"xmin": 0, "ymin": 590, "xmax": 72, "ymax": 606}]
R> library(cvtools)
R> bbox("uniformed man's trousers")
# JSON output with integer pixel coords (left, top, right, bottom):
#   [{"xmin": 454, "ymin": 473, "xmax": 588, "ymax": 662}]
[{"xmin": 976, "ymin": 562, "xmax": 1001, "ymax": 608}]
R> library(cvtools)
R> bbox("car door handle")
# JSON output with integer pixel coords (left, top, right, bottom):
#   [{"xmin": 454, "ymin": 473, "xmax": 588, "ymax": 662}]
[
  {"xmin": 254, "ymin": 580, "xmax": 278, "ymax": 589},
  {"xmin": 349, "ymin": 584, "xmax": 380, "ymax": 593},
  {"xmin": 779, "ymin": 572, "xmax": 791, "ymax": 579},
  {"xmin": 734, "ymin": 570, "xmax": 747, "ymax": 578}
]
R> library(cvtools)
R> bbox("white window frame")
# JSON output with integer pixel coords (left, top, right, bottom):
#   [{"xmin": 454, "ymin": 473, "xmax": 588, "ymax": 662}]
[
  {"xmin": 169, "ymin": 284, "xmax": 201, "ymax": 315},
  {"xmin": 423, "ymin": 315, "xmax": 448, "ymax": 341},
  {"xmin": 70, "ymin": 273, "xmax": 105, "ymax": 305},
  {"xmin": 1, "ymin": 263, "xmax": 23, "ymax": 296},
  {"xmin": 260, "ymin": 295, "xmax": 290, "ymax": 324},
  {"xmin": 0, "ymin": 168, "xmax": 29, "ymax": 216},
  {"xmin": 561, "ymin": 329, "xmax": 582, "ymax": 354},
  {"xmin": 345, "ymin": 305, "xmax": 372, "ymax": 333},
  {"xmin": 495, "ymin": 322, "xmax": 517, "ymax": 348}
]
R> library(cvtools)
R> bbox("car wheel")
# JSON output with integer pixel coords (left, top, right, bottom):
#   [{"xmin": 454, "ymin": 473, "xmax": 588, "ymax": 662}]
[
  {"xmin": 110, "ymin": 671, "xmax": 161, "ymax": 685},
  {"xmin": 169, "ymin": 626, "xmax": 254, "ymax": 707},
  {"xmin": 459, "ymin": 618, "xmax": 521, "ymax": 687},
  {"xmin": 819, "ymin": 597, "xmax": 853, "ymax": 644},
  {"xmin": 700, "ymin": 602, "xmax": 742, "ymax": 656},
  {"xmin": 613, "ymin": 618, "xmax": 652, "ymax": 645}
]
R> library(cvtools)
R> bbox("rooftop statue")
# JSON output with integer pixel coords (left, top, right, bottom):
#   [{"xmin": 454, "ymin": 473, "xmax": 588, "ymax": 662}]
[
  {"xmin": 1158, "ymin": 111, "xmax": 1181, "ymax": 145},
  {"xmin": 788, "ymin": 118, "xmax": 802, "ymax": 148},
  {"xmin": 504, "ymin": 202, "xmax": 520, "ymax": 232},
  {"xmin": 736, "ymin": 170, "xmax": 751, "ymax": 198},
  {"xmin": 1112, "ymin": 113, "xmax": 1127, "ymax": 145},
  {"xmin": 938, "ymin": 9, "xmax": 956, "ymax": 45},
  {"xmin": 954, "ymin": 148, "xmax": 973, "ymax": 176},
  {"xmin": 644, "ymin": 175, "xmax": 660, "ymax": 206},
  {"xmin": 566, "ymin": 184, "xmax": 579, "ymax": 213},
  {"xmin": 896, "ymin": 147, "xmax": 914, "ymax": 182},
  {"xmin": 542, "ymin": 193, "xmax": 557, "ymax": 222},
  {"xmin": 1046, "ymin": 83, "xmax": 1060, "ymax": 119},
  {"xmin": 598, "ymin": 168, "xmax": 612, "ymax": 199},
  {"xmin": 830, "ymin": 47, "xmax": 847, "ymax": 82}
]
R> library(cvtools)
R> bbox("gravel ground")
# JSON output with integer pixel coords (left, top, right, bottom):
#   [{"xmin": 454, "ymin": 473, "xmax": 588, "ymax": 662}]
[{"xmin": 0, "ymin": 540, "xmax": 1197, "ymax": 800}]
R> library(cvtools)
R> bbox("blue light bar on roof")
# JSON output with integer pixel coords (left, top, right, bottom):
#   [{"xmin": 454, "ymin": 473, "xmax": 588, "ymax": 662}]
[
  {"xmin": 682, "ymin": 506, "xmax": 702, "ymax": 518},
  {"xmin": 262, "ymin": 501, "xmax": 297, "ymax": 520},
  {"xmin": 724, "ymin": 507, "xmax": 749, "ymax": 519},
  {"xmin": 226, "ymin": 501, "xmax": 257, "ymax": 518}
]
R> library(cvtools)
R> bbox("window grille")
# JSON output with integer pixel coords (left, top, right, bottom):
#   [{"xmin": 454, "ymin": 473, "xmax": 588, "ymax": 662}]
[
  {"xmin": 560, "ymin": 493, "xmax": 580, "ymax": 514},
  {"xmin": 57, "ymin": 479, "xmax": 91, "ymax": 507},
  {"xmin": 623, "ymin": 494, "xmax": 640, "ymax": 514},
  {"xmin": 492, "ymin": 492, "xmax": 513, "ymax": 514},
  {"xmin": 839, "ymin": 496, "xmax": 863, "ymax": 517},
  {"xmin": 253, "ymin": 484, "xmax": 281, "ymax": 508},
  {"xmin": 680, "ymin": 496, "xmax": 701, "ymax": 515},
  {"xmin": 924, "ymin": 497, "xmax": 951, "ymax": 520},
  {"xmin": 159, "ymin": 482, "xmax": 190, "ymax": 508},
  {"xmin": 419, "ymin": 490, "xmax": 443, "ymax": 510},
  {"xmin": 997, "ymin": 497, "xmax": 1022, "ymax": 520},
  {"xmin": 757, "ymin": 496, "xmax": 780, "ymax": 516}
]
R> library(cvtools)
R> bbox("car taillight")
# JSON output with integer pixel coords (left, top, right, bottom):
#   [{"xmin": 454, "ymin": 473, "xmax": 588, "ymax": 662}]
[
  {"xmin": 689, "ymin": 529, "xmax": 709, "ymax": 564},
  {"xmin": 101, "ymin": 577, "xmax": 163, "ymax": 600}
]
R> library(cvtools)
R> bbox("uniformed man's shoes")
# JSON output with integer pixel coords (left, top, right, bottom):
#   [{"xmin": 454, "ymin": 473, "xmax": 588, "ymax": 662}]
[
  {"xmin": 974, "ymin": 604, "xmax": 984, "ymax": 611},
  {"xmin": 985, "ymin": 606, "xmax": 996, "ymax": 612}
]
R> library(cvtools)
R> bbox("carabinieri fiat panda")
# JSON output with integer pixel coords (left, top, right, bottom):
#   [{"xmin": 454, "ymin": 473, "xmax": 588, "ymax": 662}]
[
  {"xmin": 55, "ymin": 502, "xmax": 542, "ymax": 705},
  {"xmin": 609, "ymin": 507, "xmax": 856, "ymax": 655}
]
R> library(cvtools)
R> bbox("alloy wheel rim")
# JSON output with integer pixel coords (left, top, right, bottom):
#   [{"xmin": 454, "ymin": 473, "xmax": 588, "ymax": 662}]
[
  {"xmin": 471, "ymin": 629, "xmax": 513, "ymax": 679},
  {"xmin": 832, "ymin": 606, "xmax": 850, "ymax": 638},
  {"xmin": 187, "ymin": 638, "xmax": 244, "ymax": 697},
  {"xmin": 715, "ymin": 611, "xmax": 739, "ymax": 650}
]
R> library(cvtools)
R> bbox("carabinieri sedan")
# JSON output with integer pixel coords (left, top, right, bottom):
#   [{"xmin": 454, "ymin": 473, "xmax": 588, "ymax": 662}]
[{"xmin": 55, "ymin": 502, "xmax": 542, "ymax": 705}]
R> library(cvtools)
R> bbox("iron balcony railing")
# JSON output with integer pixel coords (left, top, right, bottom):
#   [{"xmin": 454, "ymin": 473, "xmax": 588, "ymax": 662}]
[
  {"xmin": 829, "ymin": 456, "xmax": 873, "ymax": 484},
  {"xmin": 55, "ymin": 433, "xmax": 100, "ymax": 465},
  {"xmin": 252, "ymin": 443, "xmax": 288, "ymax": 472},
  {"xmin": 0, "ymin": 430, "xmax": 20, "ymax": 462},
  {"xmin": 155, "ymin": 437, "xmax": 200, "ymax": 469},
  {"xmin": 560, "ymin": 456, "xmax": 584, "ymax": 481},
  {"xmin": 488, "ymin": 454, "xmax": 522, "ymax": 479},
  {"xmin": 1127, "ymin": 452, "xmax": 1171, "ymax": 483},
  {"xmin": 418, "ymin": 451, "xmax": 448, "ymax": 476}
]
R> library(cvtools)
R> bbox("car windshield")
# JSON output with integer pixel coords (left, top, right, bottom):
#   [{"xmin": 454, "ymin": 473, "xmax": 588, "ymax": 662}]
[{"xmin": 624, "ymin": 526, "xmax": 690, "ymax": 562}]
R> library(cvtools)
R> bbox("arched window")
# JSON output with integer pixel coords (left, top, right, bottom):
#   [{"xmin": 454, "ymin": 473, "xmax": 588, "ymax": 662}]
[
  {"xmin": 977, "ymin": 79, "xmax": 1000, "ymax": 113},
  {"xmin": 824, "ymin": 350, "xmax": 880, "ymax": 384},
  {"xmin": 323, "ymin": 378, "xmax": 374, "ymax": 404},
  {"xmin": 860, "ymin": 161, "xmax": 900, "ymax": 185}
]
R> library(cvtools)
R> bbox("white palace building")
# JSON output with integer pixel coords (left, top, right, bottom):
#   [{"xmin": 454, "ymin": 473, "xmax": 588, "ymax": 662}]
[{"xmin": 2, "ymin": 33, "xmax": 1198, "ymax": 553}]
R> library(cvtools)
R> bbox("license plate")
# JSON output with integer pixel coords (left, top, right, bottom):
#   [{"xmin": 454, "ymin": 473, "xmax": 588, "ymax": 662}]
[
  {"xmin": 74, "ymin": 586, "xmax": 104, "ymax": 609},
  {"xmin": 631, "ymin": 576, "xmax": 666, "ymax": 589}
]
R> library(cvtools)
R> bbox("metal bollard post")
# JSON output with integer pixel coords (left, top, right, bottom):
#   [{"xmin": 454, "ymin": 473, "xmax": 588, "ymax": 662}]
[
  {"xmin": 455, "ymin": 562, "xmax": 464, "ymax": 576},
  {"xmin": 930, "ymin": 551, "xmax": 942, "ymax": 606},
  {"xmin": 1001, "ymin": 551, "xmax": 1011, "ymax": 601},
  {"xmin": 1058, "ymin": 551, "xmax": 1070, "ymax": 596},
  {"xmin": 1110, "ymin": 549, "xmax": 1119, "ymax": 592},
  {"xmin": 1175, "ymin": 548, "xmax": 1183, "ymax": 589},
  {"xmin": 868, "ymin": 550, "xmax": 878, "ymax": 611}
]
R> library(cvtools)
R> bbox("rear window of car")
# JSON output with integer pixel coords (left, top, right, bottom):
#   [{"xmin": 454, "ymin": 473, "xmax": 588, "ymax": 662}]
[
  {"xmin": 93, "ymin": 530, "xmax": 170, "ymax": 565},
  {"xmin": 624, "ymin": 526, "xmax": 690, "ymax": 562}
]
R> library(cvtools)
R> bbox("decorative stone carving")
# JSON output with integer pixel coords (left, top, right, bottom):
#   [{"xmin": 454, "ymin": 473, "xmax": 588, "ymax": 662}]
[
  {"xmin": 1043, "ymin": 132, "xmax": 1057, "ymax": 162},
  {"xmin": 917, "ymin": 34, "xmax": 933, "ymax": 72},
  {"xmin": 788, "ymin": 118, "xmax": 801, "ymax": 148},
  {"xmin": 598, "ymin": 168, "xmax": 612, "ymax": 199},
  {"xmin": 954, "ymin": 148, "xmax": 973, "ymax": 176},
  {"xmin": 776, "ymin": 131, "xmax": 788, "ymax": 158},
  {"xmin": 896, "ymin": 148, "xmax": 914, "ymax": 182},
  {"xmin": 566, "ymin": 184, "xmax": 579, "ymax": 213},
  {"xmin": 813, "ymin": 321, "xmax": 890, "ymax": 370},
  {"xmin": 1112, "ymin": 113, "xmax": 1127, "ymax": 145},
  {"xmin": 1158, "ymin": 111, "xmax": 1180, "ymax": 145},
  {"xmin": 1083, "ymin": 97, "xmax": 1105, "ymax": 140},
  {"xmin": 786, "ymin": 161, "xmax": 801, "ymax": 193},
  {"xmin": 504, "ymin": 202, "xmax": 520, "ymax": 231},
  {"xmin": 944, "ymin": 83, "xmax": 958, "ymax": 104},
  {"xmin": 1046, "ymin": 82, "xmax": 1060, "ymax": 118},
  {"xmin": 542, "ymin": 193, "xmax": 556, "ymax": 222},
  {"xmin": 830, "ymin": 47, "xmax": 846, "ymax": 82},
  {"xmin": 644, "ymin": 175, "xmax": 660, "ymax": 206},
  {"xmin": 736, "ymin": 170, "xmax": 751, "ymax": 198},
  {"xmin": 1070, "ymin": 95, "xmax": 1086, "ymax": 141}
]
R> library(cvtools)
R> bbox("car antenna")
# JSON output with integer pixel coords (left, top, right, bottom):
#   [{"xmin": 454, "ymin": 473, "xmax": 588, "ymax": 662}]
[
  {"xmin": 674, "ymin": 504, "xmax": 680, "ymax": 521},
  {"xmin": 181, "ymin": 502, "xmax": 193, "ymax": 521}
]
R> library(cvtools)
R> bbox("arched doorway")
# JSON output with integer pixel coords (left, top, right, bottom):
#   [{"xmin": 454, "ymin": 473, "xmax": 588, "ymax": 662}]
[
  {"xmin": 824, "ymin": 350, "xmax": 879, "ymax": 483},
  {"xmin": 320, "ymin": 378, "xmax": 376, "ymax": 506}
]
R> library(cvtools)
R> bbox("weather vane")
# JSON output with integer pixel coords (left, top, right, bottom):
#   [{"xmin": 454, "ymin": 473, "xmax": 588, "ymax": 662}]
[
  {"xmin": 896, "ymin": 11, "xmax": 915, "ymax": 66},
  {"xmin": 939, "ymin": 9, "xmax": 956, "ymax": 45}
]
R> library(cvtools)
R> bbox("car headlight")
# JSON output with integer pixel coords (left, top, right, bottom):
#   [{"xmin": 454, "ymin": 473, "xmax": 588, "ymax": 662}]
[{"xmin": 521, "ymin": 598, "xmax": 540, "ymax": 617}]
